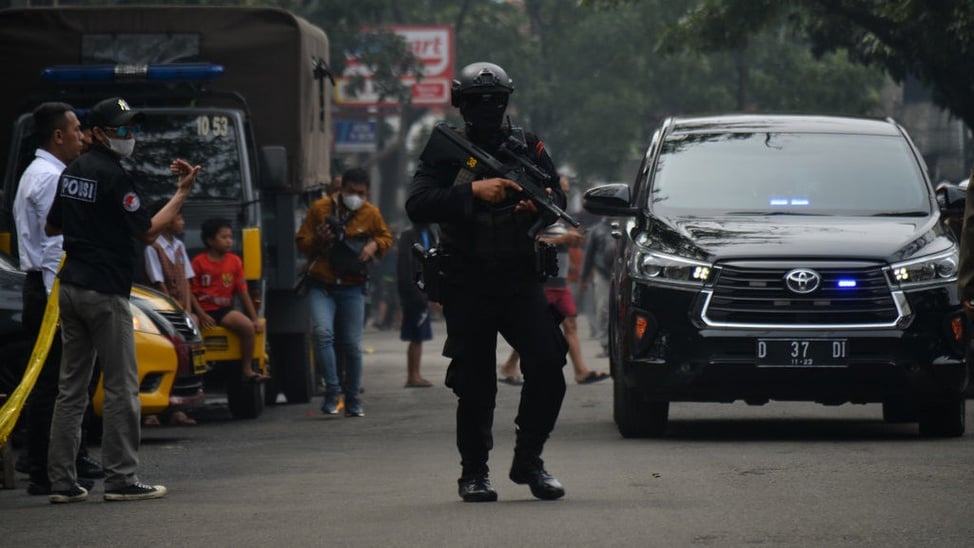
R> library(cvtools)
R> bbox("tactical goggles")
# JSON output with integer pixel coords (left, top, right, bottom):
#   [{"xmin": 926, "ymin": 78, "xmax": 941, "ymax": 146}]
[
  {"xmin": 106, "ymin": 125, "xmax": 141, "ymax": 137},
  {"xmin": 466, "ymin": 93, "xmax": 508, "ymax": 106}
]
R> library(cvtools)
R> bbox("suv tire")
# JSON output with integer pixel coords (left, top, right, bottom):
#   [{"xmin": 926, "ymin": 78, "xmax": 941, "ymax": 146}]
[
  {"xmin": 882, "ymin": 397, "xmax": 917, "ymax": 423},
  {"xmin": 918, "ymin": 397, "xmax": 965, "ymax": 438},
  {"xmin": 613, "ymin": 375, "xmax": 669, "ymax": 438}
]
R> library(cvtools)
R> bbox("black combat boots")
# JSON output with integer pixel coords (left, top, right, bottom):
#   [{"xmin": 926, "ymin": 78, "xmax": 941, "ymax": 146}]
[
  {"xmin": 458, "ymin": 476, "xmax": 498, "ymax": 502},
  {"xmin": 509, "ymin": 430, "xmax": 565, "ymax": 500}
]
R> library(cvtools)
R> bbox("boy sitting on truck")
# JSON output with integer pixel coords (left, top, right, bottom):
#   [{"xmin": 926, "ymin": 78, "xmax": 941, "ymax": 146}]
[{"xmin": 190, "ymin": 218, "xmax": 268, "ymax": 382}]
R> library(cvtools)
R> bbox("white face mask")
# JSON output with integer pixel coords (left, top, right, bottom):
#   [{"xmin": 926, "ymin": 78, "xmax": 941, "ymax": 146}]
[
  {"xmin": 342, "ymin": 193, "xmax": 365, "ymax": 211},
  {"xmin": 107, "ymin": 137, "xmax": 135, "ymax": 158}
]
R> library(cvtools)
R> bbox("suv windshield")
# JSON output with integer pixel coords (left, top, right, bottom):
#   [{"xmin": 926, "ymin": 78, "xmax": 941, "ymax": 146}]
[
  {"xmin": 123, "ymin": 111, "xmax": 243, "ymax": 206},
  {"xmin": 650, "ymin": 132, "xmax": 930, "ymax": 216}
]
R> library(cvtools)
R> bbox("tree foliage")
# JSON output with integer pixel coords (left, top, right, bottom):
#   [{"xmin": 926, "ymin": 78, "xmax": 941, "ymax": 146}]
[
  {"xmin": 655, "ymin": 0, "xmax": 974, "ymax": 130},
  {"xmin": 38, "ymin": 0, "xmax": 890, "ymax": 184}
]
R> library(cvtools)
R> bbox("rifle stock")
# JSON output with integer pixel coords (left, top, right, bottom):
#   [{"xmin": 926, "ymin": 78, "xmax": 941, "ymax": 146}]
[{"xmin": 420, "ymin": 123, "xmax": 579, "ymax": 236}]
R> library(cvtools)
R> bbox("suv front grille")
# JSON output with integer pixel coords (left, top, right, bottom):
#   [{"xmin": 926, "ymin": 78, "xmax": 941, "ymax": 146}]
[{"xmin": 704, "ymin": 263, "xmax": 898, "ymax": 326}]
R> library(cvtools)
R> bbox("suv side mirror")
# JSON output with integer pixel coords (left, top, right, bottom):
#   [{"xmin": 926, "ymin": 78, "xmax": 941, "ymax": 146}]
[
  {"xmin": 259, "ymin": 146, "xmax": 289, "ymax": 190},
  {"xmin": 936, "ymin": 182, "xmax": 966, "ymax": 219},
  {"xmin": 583, "ymin": 183, "xmax": 640, "ymax": 216}
]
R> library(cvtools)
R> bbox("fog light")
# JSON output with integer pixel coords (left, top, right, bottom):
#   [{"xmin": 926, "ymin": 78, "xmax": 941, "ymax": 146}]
[
  {"xmin": 950, "ymin": 316, "xmax": 964, "ymax": 342},
  {"xmin": 630, "ymin": 310, "xmax": 658, "ymax": 358},
  {"xmin": 635, "ymin": 316, "xmax": 648, "ymax": 339}
]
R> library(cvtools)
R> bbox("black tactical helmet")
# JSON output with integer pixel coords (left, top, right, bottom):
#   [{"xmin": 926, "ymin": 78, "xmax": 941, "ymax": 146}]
[{"xmin": 451, "ymin": 62, "xmax": 514, "ymax": 107}]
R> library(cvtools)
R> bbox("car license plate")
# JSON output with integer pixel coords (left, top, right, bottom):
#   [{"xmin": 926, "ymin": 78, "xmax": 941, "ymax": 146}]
[
  {"xmin": 192, "ymin": 348, "xmax": 208, "ymax": 375},
  {"xmin": 756, "ymin": 339, "xmax": 848, "ymax": 367}
]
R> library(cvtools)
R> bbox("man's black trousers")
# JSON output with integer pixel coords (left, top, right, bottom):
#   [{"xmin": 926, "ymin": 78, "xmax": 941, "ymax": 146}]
[{"xmin": 441, "ymin": 280, "xmax": 568, "ymax": 478}]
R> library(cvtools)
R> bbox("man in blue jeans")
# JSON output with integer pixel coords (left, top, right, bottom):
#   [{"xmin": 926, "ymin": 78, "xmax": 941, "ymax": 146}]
[{"xmin": 296, "ymin": 168, "xmax": 392, "ymax": 417}]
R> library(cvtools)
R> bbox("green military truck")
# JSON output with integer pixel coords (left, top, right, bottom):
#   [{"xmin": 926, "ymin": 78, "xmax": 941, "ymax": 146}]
[{"xmin": 0, "ymin": 6, "xmax": 332, "ymax": 405}]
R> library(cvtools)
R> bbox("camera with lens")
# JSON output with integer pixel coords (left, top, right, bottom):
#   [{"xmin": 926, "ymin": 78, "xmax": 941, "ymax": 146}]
[{"xmin": 324, "ymin": 214, "xmax": 345, "ymax": 241}]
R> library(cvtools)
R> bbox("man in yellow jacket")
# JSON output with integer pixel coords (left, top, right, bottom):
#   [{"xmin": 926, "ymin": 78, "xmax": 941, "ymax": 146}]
[{"xmin": 296, "ymin": 168, "xmax": 392, "ymax": 417}]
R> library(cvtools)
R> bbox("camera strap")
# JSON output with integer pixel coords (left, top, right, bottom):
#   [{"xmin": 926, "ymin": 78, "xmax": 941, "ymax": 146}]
[{"xmin": 330, "ymin": 193, "xmax": 359, "ymax": 228}]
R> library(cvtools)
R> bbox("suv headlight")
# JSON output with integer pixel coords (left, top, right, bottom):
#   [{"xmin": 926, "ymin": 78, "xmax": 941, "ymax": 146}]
[
  {"xmin": 888, "ymin": 249, "xmax": 958, "ymax": 289},
  {"xmin": 632, "ymin": 248, "xmax": 712, "ymax": 288}
]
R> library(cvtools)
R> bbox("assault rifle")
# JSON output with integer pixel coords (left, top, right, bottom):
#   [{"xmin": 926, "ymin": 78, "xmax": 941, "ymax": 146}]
[{"xmin": 420, "ymin": 122, "xmax": 580, "ymax": 237}]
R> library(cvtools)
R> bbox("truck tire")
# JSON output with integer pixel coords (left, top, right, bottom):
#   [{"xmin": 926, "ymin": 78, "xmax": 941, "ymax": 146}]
[
  {"xmin": 918, "ymin": 396, "xmax": 965, "ymax": 438},
  {"xmin": 264, "ymin": 374, "xmax": 280, "ymax": 406},
  {"xmin": 270, "ymin": 333, "xmax": 315, "ymax": 404},
  {"xmin": 882, "ymin": 397, "xmax": 916, "ymax": 423},
  {"xmin": 613, "ymin": 374, "xmax": 668, "ymax": 438},
  {"xmin": 226, "ymin": 378, "xmax": 265, "ymax": 419}
]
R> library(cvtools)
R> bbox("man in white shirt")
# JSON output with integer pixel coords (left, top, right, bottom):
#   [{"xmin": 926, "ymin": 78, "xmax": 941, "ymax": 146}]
[{"xmin": 12, "ymin": 102, "xmax": 94, "ymax": 495}]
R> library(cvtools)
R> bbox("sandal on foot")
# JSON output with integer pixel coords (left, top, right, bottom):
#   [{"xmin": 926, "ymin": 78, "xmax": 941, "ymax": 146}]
[
  {"xmin": 171, "ymin": 411, "xmax": 197, "ymax": 426},
  {"xmin": 498, "ymin": 375, "xmax": 524, "ymax": 386}
]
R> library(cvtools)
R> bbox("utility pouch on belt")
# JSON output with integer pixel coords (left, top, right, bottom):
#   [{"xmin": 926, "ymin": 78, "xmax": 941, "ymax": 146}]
[
  {"xmin": 535, "ymin": 241, "xmax": 558, "ymax": 282},
  {"xmin": 412, "ymin": 243, "xmax": 445, "ymax": 303}
]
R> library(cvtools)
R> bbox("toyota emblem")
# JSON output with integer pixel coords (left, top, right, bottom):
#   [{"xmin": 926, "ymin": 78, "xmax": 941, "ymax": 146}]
[{"xmin": 784, "ymin": 268, "xmax": 821, "ymax": 294}]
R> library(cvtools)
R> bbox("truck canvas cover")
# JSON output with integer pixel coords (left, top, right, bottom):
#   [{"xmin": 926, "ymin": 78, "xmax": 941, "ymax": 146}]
[{"xmin": 0, "ymin": 6, "xmax": 330, "ymax": 192}]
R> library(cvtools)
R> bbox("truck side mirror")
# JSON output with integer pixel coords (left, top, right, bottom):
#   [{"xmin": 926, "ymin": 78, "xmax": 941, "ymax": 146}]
[{"xmin": 259, "ymin": 146, "xmax": 289, "ymax": 190}]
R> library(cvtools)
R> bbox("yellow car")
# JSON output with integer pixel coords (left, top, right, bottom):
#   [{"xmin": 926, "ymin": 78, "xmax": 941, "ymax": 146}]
[{"xmin": 90, "ymin": 285, "xmax": 206, "ymax": 417}]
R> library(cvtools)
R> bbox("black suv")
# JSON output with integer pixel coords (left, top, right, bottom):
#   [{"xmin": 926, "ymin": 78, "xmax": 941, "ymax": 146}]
[{"xmin": 584, "ymin": 115, "xmax": 968, "ymax": 438}]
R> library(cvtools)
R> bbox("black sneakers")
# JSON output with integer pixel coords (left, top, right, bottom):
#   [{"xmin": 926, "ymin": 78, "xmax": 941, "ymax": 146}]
[
  {"xmin": 48, "ymin": 484, "xmax": 89, "ymax": 504},
  {"xmin": 30, "ymin": 477, "xmax": 94, "ymax": 496},
  {"xmin": 104, "ymin": 482, "xmax": 167, "ymax": 502}
]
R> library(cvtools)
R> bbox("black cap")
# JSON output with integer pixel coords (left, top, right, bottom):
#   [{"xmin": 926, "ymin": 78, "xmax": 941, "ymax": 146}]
[{"xmin": 87, "ymin": 97, "xmax": 144, "ymax": 127}]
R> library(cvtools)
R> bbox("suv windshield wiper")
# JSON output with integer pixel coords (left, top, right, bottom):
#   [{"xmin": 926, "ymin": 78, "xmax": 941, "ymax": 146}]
[
  {"xmin": 724, "ymin": 211, "xmax": 827, "ymax": 216},
  {"xmin": 870, "ymin": 211, "xmax": 928, "ymax": 217}
]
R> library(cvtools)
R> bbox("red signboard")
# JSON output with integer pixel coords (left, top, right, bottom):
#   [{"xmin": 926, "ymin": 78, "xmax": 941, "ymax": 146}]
[{"xmin": 336, "ymin": 25, "xmax": 454, "ymax": 107}]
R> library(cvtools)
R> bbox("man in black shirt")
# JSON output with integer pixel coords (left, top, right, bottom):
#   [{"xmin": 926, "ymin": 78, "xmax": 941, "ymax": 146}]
[
  {"xmin": 45, "ymin": 97, "xmax": 200, "ymax": 503},
  {"xmin": 407, "ymin": 62, "xmax": 569, "ymax": 502}
]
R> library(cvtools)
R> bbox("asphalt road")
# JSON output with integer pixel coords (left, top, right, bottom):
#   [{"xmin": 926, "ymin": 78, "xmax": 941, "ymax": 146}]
[{"xmin": 2, "ymin": 317, "xmax": 974, "ymax": 547}]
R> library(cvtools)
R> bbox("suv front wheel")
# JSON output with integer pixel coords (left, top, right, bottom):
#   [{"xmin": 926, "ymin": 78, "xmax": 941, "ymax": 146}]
[
  {"xmin": 613, "ymin": 374, "xmax": 669, "ymax": 438},
  {"xmin": 918, "ymin": 397, "xmax": 966, "ymax": 438}
]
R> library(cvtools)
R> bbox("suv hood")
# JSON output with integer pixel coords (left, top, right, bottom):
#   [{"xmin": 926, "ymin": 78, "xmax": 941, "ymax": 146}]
[{"xmin": 654, "ymin": 214, "xmax": 953, "ymax": 263}]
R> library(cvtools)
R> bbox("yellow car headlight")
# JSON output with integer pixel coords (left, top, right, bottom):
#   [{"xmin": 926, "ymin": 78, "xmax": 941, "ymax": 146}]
[{"xmin": 130, "ymin": 302, "xmax": 162, "ymax": 335}]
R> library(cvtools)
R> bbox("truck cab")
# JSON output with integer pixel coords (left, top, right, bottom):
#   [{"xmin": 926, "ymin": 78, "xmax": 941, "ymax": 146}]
[{"xmin": 0, "ymin": 6, "xmax": 332, "ymax": 407}]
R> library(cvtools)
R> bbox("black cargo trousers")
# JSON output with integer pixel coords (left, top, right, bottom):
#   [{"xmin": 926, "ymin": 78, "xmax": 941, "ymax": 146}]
[{"xmin": 440, "ymin": 277, "xmax": 568, "ymax": 479}]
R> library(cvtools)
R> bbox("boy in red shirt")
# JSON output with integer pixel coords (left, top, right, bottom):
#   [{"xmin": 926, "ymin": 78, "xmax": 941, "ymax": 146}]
[{"xmin": 190, "ymin": 218, "xmax": 267, "ymax": 382}]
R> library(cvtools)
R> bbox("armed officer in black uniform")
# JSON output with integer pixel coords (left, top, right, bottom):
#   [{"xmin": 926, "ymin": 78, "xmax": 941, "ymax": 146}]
[{"xmin": 407, "ymin": 62, "xmax": 569, "ymax": 502}]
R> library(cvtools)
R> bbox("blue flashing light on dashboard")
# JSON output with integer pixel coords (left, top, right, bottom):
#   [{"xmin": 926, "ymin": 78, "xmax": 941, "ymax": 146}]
[{"xmin": 42, "ymin": 63, "xmax": 224, "ymax": 83}]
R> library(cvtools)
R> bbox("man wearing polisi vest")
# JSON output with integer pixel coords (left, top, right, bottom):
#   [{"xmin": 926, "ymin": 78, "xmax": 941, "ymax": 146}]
[
  {"xmin": 407, "ymin": 62, "xmax": 569, "ymax": 502},
  {"xmin": 45, "ymin": 97, "xmax": 200, "ymax": 504}
]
